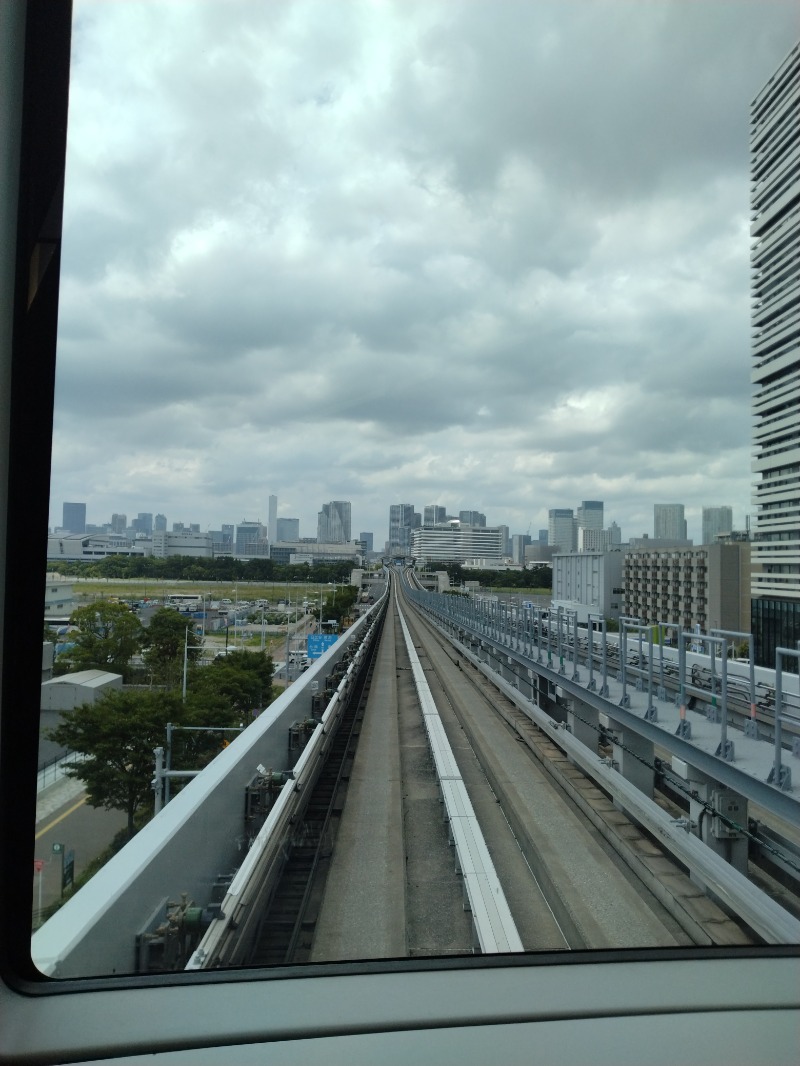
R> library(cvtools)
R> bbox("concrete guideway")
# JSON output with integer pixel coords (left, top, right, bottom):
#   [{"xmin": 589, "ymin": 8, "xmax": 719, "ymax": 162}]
[
  {"xmin": 310, "ymin": 601, "xmax": 406, "ymax": 961},
  {"xmin": 406, "ymin": 584, "xmax": 800, "ymax": 946},
  {"xmin": 395, "ymin": 596, "xmax": 523, "ymax": 955},
  {"xmin": 399, "ymin": 592, "xmax": 694, "ymax": 951}
]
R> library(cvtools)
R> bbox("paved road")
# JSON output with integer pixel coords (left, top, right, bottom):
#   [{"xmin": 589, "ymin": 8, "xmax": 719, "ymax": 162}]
[{"xmin": 33, "ymin": 778, "xmax": 127, "ymax": 926}]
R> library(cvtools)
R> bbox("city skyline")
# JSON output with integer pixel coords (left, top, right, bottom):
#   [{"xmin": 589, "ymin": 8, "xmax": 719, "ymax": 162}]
[
  {"xmin": 55, "ymin": 491, "xmax": 745, "ymax": 548},
  {"xmin": 47, "ymin": 3, "xmax": 796, "ymax": 551}
]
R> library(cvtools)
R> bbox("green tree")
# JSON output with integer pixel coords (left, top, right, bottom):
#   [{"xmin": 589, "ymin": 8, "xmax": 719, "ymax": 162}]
[
  {"xmin": 62, "ymin": 602, "xmax": 143, "ymax": 680},
  {"xmin": 47, "ymin": 690, "xmax": 184, "ymax": 838},
  {"xmin": 188, "ymin": 650, "xmax": 273, "ymax": 717},
  {"xmin": 142, "ymin": 608, "xmax": 202, "ymax": 687}
]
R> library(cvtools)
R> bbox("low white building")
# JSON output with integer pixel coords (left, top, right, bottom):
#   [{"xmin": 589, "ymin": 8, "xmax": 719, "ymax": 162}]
[
  {"xmin": 551, "ymin": 550, "xmax": 625, "ymax": 624},
  {"xmin": 47, "ymin": 533, "xmax": 148, "ymax": 561},
  {"xmin": 411, "ymin": 523, "xmax": 504, "ymax": 563},
  {"xmin": 40, "ymin": 669, "xmax": 123, "ymax": 712},
  {"xmin": 151, "ymin": 531, "xmax": 213, "ymax": 558},
  {"xmin": 44, "ymin": 574, "xmax": 76, "ymax": 618}
]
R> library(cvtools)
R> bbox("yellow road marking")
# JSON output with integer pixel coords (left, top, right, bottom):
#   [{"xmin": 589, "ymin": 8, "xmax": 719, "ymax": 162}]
[{"xmin": 35, "ymin": 796, "xmax": 86, "ymax": 840}]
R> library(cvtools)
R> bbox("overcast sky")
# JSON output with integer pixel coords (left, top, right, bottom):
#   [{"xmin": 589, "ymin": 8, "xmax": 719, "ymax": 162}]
[{"xmin": 49, "ymin": 0, "xmax": 798, "ymax": 546}]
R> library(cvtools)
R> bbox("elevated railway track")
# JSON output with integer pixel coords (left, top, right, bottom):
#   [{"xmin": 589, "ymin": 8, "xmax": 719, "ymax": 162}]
[{"xmin": 182, "ymin": 573, "xmax": 799, "ymax": 971}]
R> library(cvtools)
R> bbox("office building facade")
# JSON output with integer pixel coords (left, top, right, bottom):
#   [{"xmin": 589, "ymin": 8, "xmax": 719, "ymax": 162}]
[
  {"xmin": 411, "ymin": 523, "xmax": 504, "ymax": 563},
  {"xmin": 750, "ymin": 42, "xmax": 800, "ymax": 667},
  {"xmin": 62, "ymin": 501, "xmax": 86, "ymax": 533},
  {"xmin": 276, "ymin": 517, "xmax": 300, "ymax": 542},
  {"xmin": 577, "ymin": 500, "xmax": 604, "ymax": 532},
  {"xmin": 548, "ymin": 509, "xmax": 575, "ymax": 553}
]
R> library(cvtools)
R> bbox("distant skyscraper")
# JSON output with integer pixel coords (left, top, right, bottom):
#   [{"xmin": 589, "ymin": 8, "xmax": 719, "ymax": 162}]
[
  {"xmin": 750, "ymin": 42, "xmax": 800, "ymax": 667},
  {"xmin": 268, "ymin": 494, "xmax": 278, "ymax": 545},
  {"xmin": 424, "ymin": 505, "xmax": 448, "ymax": 525},
  {"xmin": 548, "ymin": 509, "xmax": 575, "ymax": 553},
  {"xmin": 497, "ymin": 524, "xmax": 510, "ymax": 556},
  {"xmin": 276, "ymin": 517, "xmax": 300, "ymax": 542},
  {"xmin": 235, "ymin": 520, "xmax": 267, "ymax": 556},
  {"xmin": 389, "ymin": 503, "xmax": 415, "ymax": 554},
  {"xmin": 133, "ymin": 512, "xmax": 153, "ymax": 535},
  {"xmin": 110, "ymin": 512, "xmax": 127, "ymax": 534},
  {"xmin": 511, "ymin": 534, "xmax": 531, "ymax": 564},
  {"xmin": 459, "ymin": 510, "xmax": 486, "ymax": 527},
  {"xmin": 577, "ymin": 500, "xmax": 604, "ymax": 531},
  {"xmin": 62, "ymin": 502, "xmax": 86, "ymax": 533},
  {"xmin": 359, "ymin": 531, "xmax": 374, "ymax": 553},
  {"xmin": 154, "ymin": 513, "xmax": 167, "ymax": 532},
  {"xmin": 702, "ymin": 506, "xmax": 733, "ymax": 545},
  {"xmin": 609, "ymin": 521, "xmax": 622, "ymax": 545},
  {"xmin": 538, "ymin": 529, "xmax": 548, "ymax": 544},
  {"xmin": 317, "ymin": 500, "xmax": 351, "ymax": 543},
  {"xmin": 653, "ymin": 504, "xmax": 686, "ymax": 541}
]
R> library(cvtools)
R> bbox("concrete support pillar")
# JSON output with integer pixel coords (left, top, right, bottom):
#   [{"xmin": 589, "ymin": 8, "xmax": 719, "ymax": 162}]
[
  {"xmin": 600, "ymin": 713, "xmax": 655, "ymax": 799},
  {"xmin": 673, "ymin": 758, "xmax": 749, "ymax": 879},
  {"xmin": 567, "ymin": 698, "xmax": 599, "ymax": 755}
]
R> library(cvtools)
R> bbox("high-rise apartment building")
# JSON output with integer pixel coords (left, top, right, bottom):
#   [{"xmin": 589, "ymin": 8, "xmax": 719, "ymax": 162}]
[
  {"xmin": 702, "ymin": 506, "xmax": 733, "ymax": 546},
  {"xmin": 317, "ymin": 500, "xmax": 351, "ymax": 543},
  {"xmin": 653, "ymin": 504, "xmax": 686, "ymax": 541},
  {"xmin": 110, "ymin": 513, "xmax": 127, "ymax": 534},
  {"xmin": 750, "ymin": 41, "xmax": 800, "ymax": 667},
  {"xmin": 548, "ymin": 509, "xmax": 575, "ymax": 553},
  {"xmin": 62, "ymin": 502, "xmax": 86, "ymax": 533}
]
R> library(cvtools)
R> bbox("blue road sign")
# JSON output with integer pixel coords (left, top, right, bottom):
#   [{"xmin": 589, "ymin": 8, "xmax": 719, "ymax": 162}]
[{"xmin": 307, "ymin": 634, "xmax": 338, "ymax": 659}]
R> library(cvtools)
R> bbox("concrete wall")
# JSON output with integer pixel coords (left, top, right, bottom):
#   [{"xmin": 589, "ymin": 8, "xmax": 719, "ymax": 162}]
[{"xmin": 32, "ymin": 602, "xmax": 382, "ymax": 978}]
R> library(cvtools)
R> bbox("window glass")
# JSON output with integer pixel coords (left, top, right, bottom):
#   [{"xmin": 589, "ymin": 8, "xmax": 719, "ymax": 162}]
[{"xmin": 34, "ymin": 0, "xmax": 800, "ymax": 979}]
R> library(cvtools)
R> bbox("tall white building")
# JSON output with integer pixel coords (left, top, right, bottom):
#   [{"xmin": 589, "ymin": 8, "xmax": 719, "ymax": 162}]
[
  {"xmin": 268, "ymin": 494, "xmax": 278, "ymax": 545},
  {"xmin": 702, "ymin": 506, "xmax": 733, "ymax": 545},
  {"xmin": 750, "ymin": 41, "xmax": 800, "ymax": 666},
  {"xmin": 654, "ymin": 504, "xmax": 686, "ymax": 541}
]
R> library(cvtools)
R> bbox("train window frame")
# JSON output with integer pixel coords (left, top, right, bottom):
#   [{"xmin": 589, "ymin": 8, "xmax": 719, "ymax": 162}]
[{"xmin": 0, "ymin": 3, "xmax": 798, "ymax": 1062}]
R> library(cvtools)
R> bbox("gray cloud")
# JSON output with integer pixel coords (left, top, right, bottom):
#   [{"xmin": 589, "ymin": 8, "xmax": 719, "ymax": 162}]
[{"xmin": 50, "ymin": 0, "xmax": 797, "ymax": 544}]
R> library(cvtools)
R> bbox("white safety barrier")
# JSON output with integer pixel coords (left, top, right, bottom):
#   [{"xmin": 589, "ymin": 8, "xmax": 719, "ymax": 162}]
[{"xmin": 396, "ymin": 597, "xmax": 523, "ymax": 955}]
